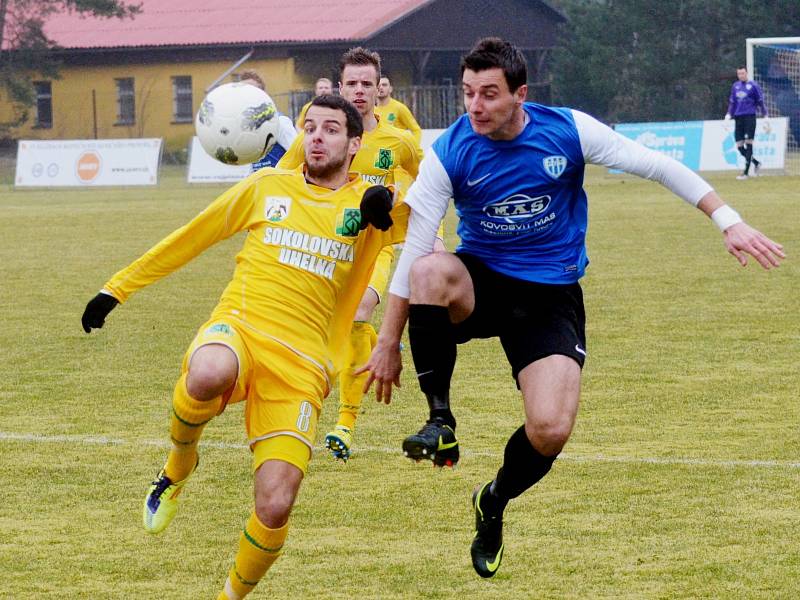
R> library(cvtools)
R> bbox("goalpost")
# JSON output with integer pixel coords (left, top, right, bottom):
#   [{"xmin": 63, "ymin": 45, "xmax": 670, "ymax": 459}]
[{"xmin": 746, "ymin": 37, "xmax": 800, "ymax": 174}]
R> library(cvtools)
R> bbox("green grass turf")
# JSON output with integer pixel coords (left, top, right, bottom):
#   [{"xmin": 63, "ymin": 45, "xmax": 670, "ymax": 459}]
[{"xmin": 0, "ymin": 165, "xmax": 797, "ymax": 598}]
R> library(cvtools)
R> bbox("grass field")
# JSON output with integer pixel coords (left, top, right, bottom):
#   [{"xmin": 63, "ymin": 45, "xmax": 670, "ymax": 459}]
[{"xmin": 1, "ymin": 165, "xmax": 798, "ymax": 599}]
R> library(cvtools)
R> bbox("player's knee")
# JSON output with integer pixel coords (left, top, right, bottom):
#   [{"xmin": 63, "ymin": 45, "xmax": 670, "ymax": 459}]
[
  {"xmin": 525, "ymin": 418, "xmax": 573, "ymax": 456},
  {"xmin": 254, "ymin": 486, "xmax": 295, "ymax": 528},
  {"xmin": 409, "ymin": 254, "xmax": 453, "ymax": 298},
  {"xmin": 186, "ymin": 354, "xmax": 237, "ymax": 400}
]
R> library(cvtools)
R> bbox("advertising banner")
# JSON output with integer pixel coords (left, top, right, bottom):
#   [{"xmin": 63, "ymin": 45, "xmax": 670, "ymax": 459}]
[
  {"xmin": 613, "ymin": 117, "xmax": 787, "ymax": 172},
  {"xmin": 699, "ymin": 117, "xmax": 787, "ymax": 171},
  {"xmin": 15, "ymin": 138, "xmax": 162, "ymax": 187},
  {"xmin": 186, "ymin": 136, "xmax": 251, "ymax": 183},
  {"xmin": 614, "ymin": 120, "xmax": 704, "ymax": 169}
]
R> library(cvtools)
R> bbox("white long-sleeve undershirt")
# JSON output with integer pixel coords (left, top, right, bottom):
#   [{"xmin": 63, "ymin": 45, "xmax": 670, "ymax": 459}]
[{"xmin": 389, "ymin": 110, "xmax": 714, "ymax": 298}]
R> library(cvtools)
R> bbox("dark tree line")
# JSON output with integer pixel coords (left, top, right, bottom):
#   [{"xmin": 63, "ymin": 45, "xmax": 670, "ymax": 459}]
[{"xmin": 548, "ymin": 0, "xmax": 800, "ymax": 123}]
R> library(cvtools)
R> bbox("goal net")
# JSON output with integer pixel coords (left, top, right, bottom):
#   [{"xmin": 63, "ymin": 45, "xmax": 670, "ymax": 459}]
[{"xmin": 747, "ymin": 37, "xmax": 800, "ymax": 174}]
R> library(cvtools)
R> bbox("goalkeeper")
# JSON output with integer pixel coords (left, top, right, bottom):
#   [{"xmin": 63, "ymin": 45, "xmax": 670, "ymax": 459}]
[
  {"xmin": 725, "ymin": 66, "xmax": 768, "ymax": 180},
  {"xmin": 81, "ymin": 95, "xmax": 406, "ymax": 600}
]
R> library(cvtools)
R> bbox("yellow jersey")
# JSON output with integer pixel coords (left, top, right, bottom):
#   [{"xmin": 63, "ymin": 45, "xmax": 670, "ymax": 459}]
[
  {"xmin": 278, "ymin": 115, "xmax": 423, "ymax": 187},
  {"xmin": 374, "ymin": 98, "xmax": 422, "ymax": 144},
  {"xmin": 103, "ymin": 167, "xmax": 408, "ymax": 374}
]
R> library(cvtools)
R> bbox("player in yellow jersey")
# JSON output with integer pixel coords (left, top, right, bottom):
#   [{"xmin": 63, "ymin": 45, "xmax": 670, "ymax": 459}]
[
  {"xmin": 279, "ymin": 47, "xmax": 440, "ymax": 462},
  {"xmin": 375, "ymin": 74, "xmax": 423, "ymax": 144},
  {"xmin": 294, "ymin": 77, "xmax": 333, "ymax": 130},
  {"xmin": 81, "ymin": 95, "xmax": 407, "ymax": 600}
]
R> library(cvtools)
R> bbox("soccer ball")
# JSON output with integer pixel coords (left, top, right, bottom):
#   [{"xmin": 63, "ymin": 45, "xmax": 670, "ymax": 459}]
[{"xmin": 195, "ymin": 82, "xmax": 279, "ymax": 165}]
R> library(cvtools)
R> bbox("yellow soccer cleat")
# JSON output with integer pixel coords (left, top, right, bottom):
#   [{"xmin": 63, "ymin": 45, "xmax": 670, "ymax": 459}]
[
  {"xmin": 324, "ymin": 425, "xmax": 353, "ymax": 461},
  {"xmin": 142, "ymin": 462, "xmax": 196, "ymax": 534}
]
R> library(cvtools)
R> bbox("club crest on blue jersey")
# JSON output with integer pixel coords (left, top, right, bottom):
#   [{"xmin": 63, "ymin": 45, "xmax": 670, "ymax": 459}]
[
  {"xmin": 543, "ymin": 155, "xmax": 567, "ymax": 179},
  {"xmin": 484, "ymin": 194, "xmax": 552, "ymax": 223},
  {"xmin": 265, "ymin": 196, "xmax": 291, "ymax": 222}
]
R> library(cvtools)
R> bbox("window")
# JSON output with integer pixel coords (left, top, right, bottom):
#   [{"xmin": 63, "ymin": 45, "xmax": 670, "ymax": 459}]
[
  {"xmin": 115, "ymin": 77, "xmax": 135, "ymax": 124},
  {"xmin": 34, "ymin": 81, "xmax": 52, "ymax": 128},
  {"xmin": 172, "ymin": 76, "xmax": 193, "ymax": 122}
]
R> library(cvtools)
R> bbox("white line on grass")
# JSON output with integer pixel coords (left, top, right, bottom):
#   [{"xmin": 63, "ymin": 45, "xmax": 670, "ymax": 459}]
[{"xmin": 2, "ymin": 430, "xmax": 798, "ymax": 470}]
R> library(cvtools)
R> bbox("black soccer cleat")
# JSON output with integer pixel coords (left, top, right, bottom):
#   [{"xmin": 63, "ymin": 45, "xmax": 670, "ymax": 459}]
[
  {"xmin": 471, "ymin": 481, "xmax": 504, "ymax": 578},
  {"xmin": 401, "ymin": 418, "xmax": 459, "ymax": 467}
]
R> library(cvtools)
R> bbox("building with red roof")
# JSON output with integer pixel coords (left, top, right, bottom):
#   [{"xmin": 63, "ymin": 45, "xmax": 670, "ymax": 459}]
[{"xmin": 2, "ymin": 0, "xmax": 565, "ymax": 150}]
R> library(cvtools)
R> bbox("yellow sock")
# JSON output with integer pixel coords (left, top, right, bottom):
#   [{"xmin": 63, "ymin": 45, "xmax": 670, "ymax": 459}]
[
  {"xmin": 164, "ymin": 373, "xmax": 220, "ymax": 482},
  {"xmin": 337, "ymin": 321, "xmax": 377, "ymax": 431},
  {"xmin": 220, "ymin": 513, "xmax": 289, "ymax": 599}
]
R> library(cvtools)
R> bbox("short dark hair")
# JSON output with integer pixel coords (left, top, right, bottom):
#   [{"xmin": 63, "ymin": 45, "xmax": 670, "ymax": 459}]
[
  {"xmin": 339, "ymin": 47, "xmax": 381, "ymax": 83},
  {"xmin": 310, "ymin": 94, "xmax": 364, "ymax": 138},
  {"xmin": 460, "ymin": 37, "xmax": 527, "ymax": 93},
  {"xmin": 239, "ymin": 69, "xmax": 265, "ymax": 90}
]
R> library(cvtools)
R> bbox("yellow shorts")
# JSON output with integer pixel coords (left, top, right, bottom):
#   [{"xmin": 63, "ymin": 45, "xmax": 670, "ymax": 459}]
[
  {"xmin": 183, "ymin": 316, "xmax": 328, "ymax": 474},
  {"xmin": 367, "ymin": 244, "xmax": 394, "ymax": 302}
]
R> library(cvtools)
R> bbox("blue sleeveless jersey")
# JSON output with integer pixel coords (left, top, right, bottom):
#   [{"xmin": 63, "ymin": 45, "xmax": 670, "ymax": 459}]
[{"xmin": 433, "ymin": 103, "xmax": 588, "ymax": 284}]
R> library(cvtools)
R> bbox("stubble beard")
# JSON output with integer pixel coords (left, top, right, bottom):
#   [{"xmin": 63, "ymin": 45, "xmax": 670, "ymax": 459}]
[{"xmin": 306, "ymin": 154, "xmax": 348, "ymax": 181}]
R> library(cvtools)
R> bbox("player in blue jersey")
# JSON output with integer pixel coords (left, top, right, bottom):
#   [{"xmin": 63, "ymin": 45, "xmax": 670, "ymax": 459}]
[
  {"xmin": 725, "ymin": 66, "xmax": 768, "ymax": 180},
  {"xmin": 359, "ymin": 38, "xmax": 785, "ymax": 579},
  {"xmin": 240, "ymin": 70, "xmax": 297, "ymax": 170}
]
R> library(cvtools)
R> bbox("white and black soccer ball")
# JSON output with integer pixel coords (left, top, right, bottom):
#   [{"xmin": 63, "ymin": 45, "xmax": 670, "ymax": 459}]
[{"xmin": 195, "ymin": 82, "xmax": 279, "ymax": 165}]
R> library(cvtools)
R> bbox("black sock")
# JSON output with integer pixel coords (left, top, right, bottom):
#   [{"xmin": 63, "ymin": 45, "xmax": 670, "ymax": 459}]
[
  {"xmin": 489, "ymin": 425, "xmax": 557, "ymax": 511},
  {"xmin": 744, "ymin": 145, "xmax": 753, "ymax": 174},
  {"xmin": 408, "ymin": 304, "xmax": 457, "ymax": 428},
  {"xmin": 430, "ymin": 404, "xmax": 456, "ymax": 429},
  {"xmin": 737, "ymin": 145, "xmax": 748, "ymax": 158}
]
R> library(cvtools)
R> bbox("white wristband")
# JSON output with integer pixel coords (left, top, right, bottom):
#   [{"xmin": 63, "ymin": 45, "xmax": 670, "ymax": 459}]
[{"xmin": 710, "ymin": 205, "xmax": 743, "ymax": 232}]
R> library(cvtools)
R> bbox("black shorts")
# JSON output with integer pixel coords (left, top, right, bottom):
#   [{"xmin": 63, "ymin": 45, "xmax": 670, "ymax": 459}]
[
  {"xmin": 453, "ymin": 253, "xmax": 587, "ymax": 380},
  {"xmin": 734, "ymin": 115, "xmax": 757, "ymax": 142}
]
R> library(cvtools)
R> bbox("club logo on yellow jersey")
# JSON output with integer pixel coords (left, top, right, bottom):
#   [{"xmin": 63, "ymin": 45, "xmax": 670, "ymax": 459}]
[
  {"xmin": 387, "ymin": 113, "xmax": 397, "ymax": 122},
  {"xmin": 374, "ymin": 148, "xmax": 395, "ymax": 170},
  {"xmin": 206, "ymin": 323, "xmax": 233, "ymax": 336},
  {"xmin": 336, "ymin": 208, "xmax": 362, "ymax": 237},
  {"xmin": 265, "ymin": 196, "xmax": 291, "ymax": 222}
]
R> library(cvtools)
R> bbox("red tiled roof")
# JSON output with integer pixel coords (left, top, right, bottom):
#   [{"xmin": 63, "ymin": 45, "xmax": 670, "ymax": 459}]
[{"xmin": 38, "ymin": 0, "xmax": 431, "ymax": 49}]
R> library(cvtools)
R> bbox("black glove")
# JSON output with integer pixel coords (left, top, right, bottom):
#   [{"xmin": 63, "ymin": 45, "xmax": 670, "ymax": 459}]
[
  {"xmin": 81, "ymin": 293, "xmax": 119, "ymax": 333},
  {"xmin": 359, "ymin": 185, "xmax": 393, "ymax": 231}
]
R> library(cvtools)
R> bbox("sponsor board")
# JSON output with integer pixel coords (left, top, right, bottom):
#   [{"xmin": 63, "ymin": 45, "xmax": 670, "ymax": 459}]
[
  {"xmin": 15, "ymin": 138, "xmax": 162, "ymax": 187},
  {"xmin": 699, "ymin": 117, "xmax": 787, "ymax": 171},
  {"xmin": 186, "ymin": 136, "xmax": 251, "ymax": 183},
  {"xmin": 613, "ymin": 117, "xmax": 787, "ymax": 172}
]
